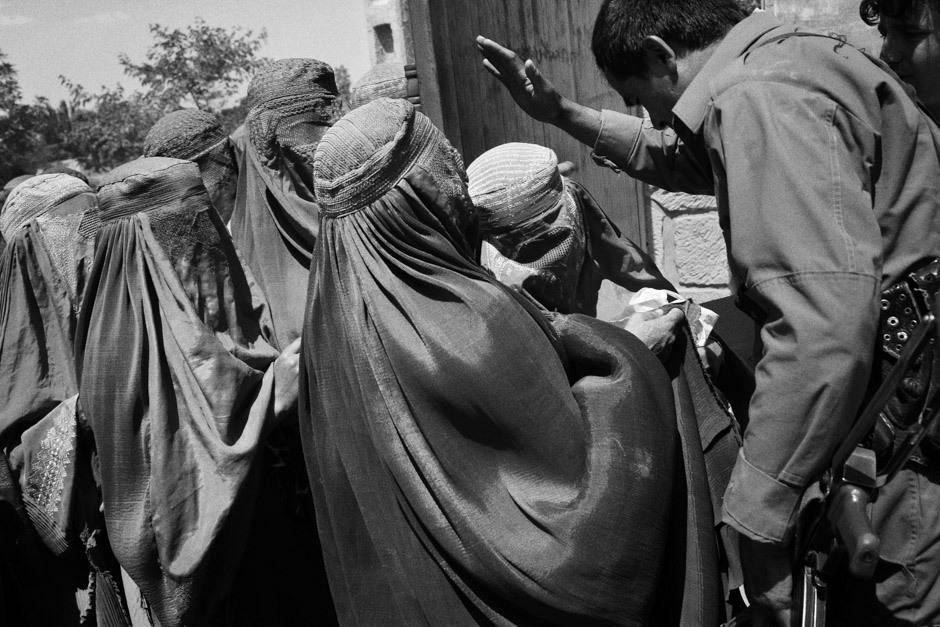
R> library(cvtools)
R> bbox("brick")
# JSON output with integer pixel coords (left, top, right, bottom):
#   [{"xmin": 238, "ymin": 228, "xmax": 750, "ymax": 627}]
[
  {"xmin": 650, "ymin": 189, "xmax": 717, "ymax": 214},
  {"xmin": 674, "ymin": 213, "xmax": 730, "ymax": 286}
]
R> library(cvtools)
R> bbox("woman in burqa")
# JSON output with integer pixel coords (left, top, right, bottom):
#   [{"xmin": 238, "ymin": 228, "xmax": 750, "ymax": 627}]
[
  {"xmin": 468, "ymin": 143, "xmax": 746, "ymax": 620},
  {"xmin": 303, "ymin": 97, "xmax": 701, "ymax": 626},
  {"xmin": 143, "ymin": 109, "xmax": 238, "ymax": 224},
  {"xmin": 142, "ymin": 107, "xmax": 337, "ymax": 627},
  {"xmin": 228, "ymin": 58, "xmax": 341, "ymax": 348},
  {"xmin": 0, "ymin": 174, "xmax": 120, "ymax": 625},
  {"xmin": 467, "ymin": 142, "xmax": 673, "ymax": 318},
  {"xmin": 75, "ymin": 157, "xmax": 334, "ymax": 626}
]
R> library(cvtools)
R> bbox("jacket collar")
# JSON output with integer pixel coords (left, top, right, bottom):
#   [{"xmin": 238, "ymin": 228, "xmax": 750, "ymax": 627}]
[{"xmin": 672, "ymin": 11, "xmax": 785, "ymax": 136}]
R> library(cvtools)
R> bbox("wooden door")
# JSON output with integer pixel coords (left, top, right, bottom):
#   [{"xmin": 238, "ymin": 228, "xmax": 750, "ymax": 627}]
[{"xmin": 407, "ymin": 0, "xmax": 650, "ymax": 247}]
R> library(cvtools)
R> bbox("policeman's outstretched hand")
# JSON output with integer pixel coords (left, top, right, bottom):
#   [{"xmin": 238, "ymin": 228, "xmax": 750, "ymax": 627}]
[
  {"xmin": 622, "ymin": 307, "xmax": 685, "ymax": 362},
  {"xmin": 273, "ymin": 337, "xmax": 302, "ymax": 418},
  {"xmin": 476, "ymin": 36, "xmax": 565, "ymax": 124}
]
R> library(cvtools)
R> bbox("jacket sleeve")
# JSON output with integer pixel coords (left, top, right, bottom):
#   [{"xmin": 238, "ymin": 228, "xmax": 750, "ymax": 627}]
[
  {"xmin": 711, "ymin": 81, "xmax": 883, "ymax": 543},
  {"xmin": 591, "ymin": 110, "xmax": 715, "ymax": 195}
]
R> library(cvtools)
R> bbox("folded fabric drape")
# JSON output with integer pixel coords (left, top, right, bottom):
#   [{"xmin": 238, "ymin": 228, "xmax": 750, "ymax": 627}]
[
  {"xmin": 75, "ymin": 157, "xmax": 310, "ymax": 626},
  {"xmin": 303, "ymin": 98, "xmax": 683, "ymax": 626},
  {"xmin": 469, "ymin": 143, "xmax": 741, "ymax": 619},
  {"xmin": 0, "ymin": 173, "xmax": 114, "ymax": 625},
  {"xmin": 228, "ymin": 58, "xmax": 341, "ymax": 348}
]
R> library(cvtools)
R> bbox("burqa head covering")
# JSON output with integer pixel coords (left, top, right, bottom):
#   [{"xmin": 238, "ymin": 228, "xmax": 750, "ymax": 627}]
[
  {"xmin": 143, "ymin": 109, "xmax": 238, "ymax": 222},
  {"xmin": 3, "ymin": 174, "xmax": 33, "ymax": 192},
  {"xmin": 0, "ymin": 175, "xmax": 32, "ymax": 215},
  {"xmin": 467, "ymin": 142, "xmax": 587, "ymax": 312},
  {"xmin": 0, "ymin": 173, "xmax": 99, "ymax": 561},
  {"xmin": 245, "ymin": 58, "xmax": 341, "ymax": 168},
  {"xmin": 302, "ymin": 97, "xmax": 680, "ymax": 625},
  {"xmin": 349, "ymin": 63, "xmax": 420, "ymax": 109},
  {"xmin": 0, "ymin": 173, "xmax": 99, "ymax": 308},
  {"xmin": 226, "ymin": 58, "xmax": 339, "ymax": 348},
  {"xmin": 468, "ymin": 142, "xmax": 674, "ymax": 315},
  {"xmin": 39, "ymin": 165, "xmax": 89, "ymax": 185},
  {"xmin": 76, "ymin": 157, "xmax": 282, "ymax": 626}
]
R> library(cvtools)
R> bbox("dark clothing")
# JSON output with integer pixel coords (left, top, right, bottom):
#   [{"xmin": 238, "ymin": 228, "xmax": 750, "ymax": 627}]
[
  {"xmin": 483, "ymin": 173, "xmax": 742, "ymax": 606},
  {"xmin": 301, "ymin": 168, "xmax": 699, "ymax": 626},
  {"xmin": 75, "ymin": 158, "xmax": 334, "ymax": 626},
  {"xmin": 229, "ymin": 124, "xmax": 320, "ymax": 348},
  {"xmin": 0, "ymin": 191, "xmax": 114, "ymax": 625}
]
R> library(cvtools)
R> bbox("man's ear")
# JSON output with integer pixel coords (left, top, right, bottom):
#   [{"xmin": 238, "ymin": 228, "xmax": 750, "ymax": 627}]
[{"xmin": 641, "ymin": 36, "xmax": 678, "ymax": 77}]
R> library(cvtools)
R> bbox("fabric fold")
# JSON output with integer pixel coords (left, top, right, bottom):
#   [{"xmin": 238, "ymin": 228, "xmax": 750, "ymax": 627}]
[
  {"xmin": 303, "ymin": 99, "xmax": 684, "ymax": 626},
  {"xmin": 76, "ymin": 157, "xmax": 303, "ymax": 626}
]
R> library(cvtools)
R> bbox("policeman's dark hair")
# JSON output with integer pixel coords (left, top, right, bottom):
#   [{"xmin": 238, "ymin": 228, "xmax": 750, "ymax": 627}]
[
  {"xmin": 859, "ymin": 0, "xmax": 933, "ymax": 25},
  {"xmin": 592, "ymin": 0, "xmax": 749, "ymax": 79}
]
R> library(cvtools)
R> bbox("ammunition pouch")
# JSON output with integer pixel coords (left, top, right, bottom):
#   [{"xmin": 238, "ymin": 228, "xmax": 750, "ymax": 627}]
[{"xmin": 872, "ymin": 258, "xmax": 940, "ymax": 466}]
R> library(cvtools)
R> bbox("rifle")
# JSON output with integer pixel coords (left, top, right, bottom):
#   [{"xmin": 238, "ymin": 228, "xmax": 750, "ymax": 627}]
[{"xmin": 793, "ymin": 289, "xmax": 940, "ymax": 627}]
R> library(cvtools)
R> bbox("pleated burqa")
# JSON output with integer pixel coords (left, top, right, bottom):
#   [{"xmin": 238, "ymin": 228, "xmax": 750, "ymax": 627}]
[
  {"xmin": 0, "ymin": 174, "xmax": 123, "ymax": 626},
  {"xmin": 76, "ymin": 157, "xmax": 333, "ymax": 626},
  {"xmin": 302, "ymin": 98, "xmax": 682, "ymax": 626},
  {"xmin": 228, "ymin": 58, "xmax": 341, "ymax": 347},
  {"xmin": 468, "ymin": 143, "xmax": 736, "ymax": 624}
]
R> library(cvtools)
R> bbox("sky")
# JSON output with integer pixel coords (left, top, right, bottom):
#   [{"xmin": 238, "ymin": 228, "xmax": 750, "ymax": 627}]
[{"xmin": 0, "ymin": 0, "xmax": 371, "ymax": 104}]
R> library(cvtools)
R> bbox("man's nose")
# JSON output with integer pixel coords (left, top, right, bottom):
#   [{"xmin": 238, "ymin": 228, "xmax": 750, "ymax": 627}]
[{"xmin": 880, "ymin": 37, "xmax": 904, "ymax": 69}]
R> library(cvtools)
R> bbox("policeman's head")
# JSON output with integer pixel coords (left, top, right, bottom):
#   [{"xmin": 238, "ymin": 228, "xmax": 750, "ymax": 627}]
[
  {"xmin": 861, "ymin": 0, "xmax": 940, "ymax": 119},
  {"xmin": 591, "ymin": 0, "xmax": 748, "ymax": 129}
]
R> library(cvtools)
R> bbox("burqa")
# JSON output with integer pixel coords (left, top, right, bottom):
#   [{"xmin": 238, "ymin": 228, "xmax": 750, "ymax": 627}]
[
  {"xmin": 76, "ymin": 158, "xmax": 333, "ymax": 626},
  {"xmin": 0, "ymin": 173, "xmax": 120, "ymax": 625},
  {"xmin": 229, "ymin": 58, "xmax": 341, "ymax": 348},
  {"xmin": 301, "ymin": 97, "xmax": 684, "ymax": 626},
  {"xmin": 468, "ymin": 142, "xmax": 743, "ymax": 622}
]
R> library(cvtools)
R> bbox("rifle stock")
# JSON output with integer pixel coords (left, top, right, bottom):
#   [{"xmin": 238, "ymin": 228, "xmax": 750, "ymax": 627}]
[{"xmin": 794, "ymin": 291, "xmax": 940, "ymax": 625}]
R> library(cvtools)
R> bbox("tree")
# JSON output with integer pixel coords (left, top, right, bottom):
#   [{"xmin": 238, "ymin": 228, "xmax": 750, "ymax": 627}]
[
  {"xmin": 58, "ymin": 79, "xmax": 162, "ymax": 172},
  {"xmin": 1, "ymin": 19, "xmax": 269, "ymax": 177},
  {"xmin": 0, "ymin": 49, "xmax": 21, "ymax": 116},
  {"xmin": 0, "ymin": 49, "xmax": 49, "ymax": 182},
  {"xmin": 118, "ymin": 18, "xmax": 269, "ymax": 112},
  {"xmin": 334, "ymin": 64, "xmax": 352, "ymax": 104}
]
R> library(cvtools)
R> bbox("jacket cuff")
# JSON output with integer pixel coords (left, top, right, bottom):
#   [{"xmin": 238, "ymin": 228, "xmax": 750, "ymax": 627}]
[
  {"xmin": 721, "ymin": 449, "xmax": 803, "ymax": 544},
  {"xmin": 590, "ymin": 110, "xmax": 642, "ymax": 173}
]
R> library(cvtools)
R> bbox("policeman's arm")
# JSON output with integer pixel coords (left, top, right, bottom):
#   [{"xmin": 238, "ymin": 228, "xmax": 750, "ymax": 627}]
[
  {"xmin": 476, "ymin": 36, "xmax": 713, "ymax": 194},
  {"xmin": 713, "ymin": 81, "xmax": 883, "ymax": 545}
]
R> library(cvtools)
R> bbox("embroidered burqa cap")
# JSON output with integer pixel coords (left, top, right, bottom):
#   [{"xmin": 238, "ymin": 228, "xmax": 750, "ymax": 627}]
[
  {"xmin": 143, "ymin": 109, "xmax": 227, "ymax": 161},
  {"xmin": 245, "ymin": 58, "xmax": 340, "ymax": 166},
  {"xmin": 467, "ymin": 142, "xmax": 567, "ymax": 233},
  {"xmin": 467, "ymin": 142, "xmax": 676, "ymax": 316},
  {"xmin": 314, "ymin": 97, "xmax": 466, "ymax": 216},
  {"xmin": 141, "ymin": 111, "xmax": 237, "ymax": 223},
  {"xmin": 97, "ymin": 157, "xmax": 206, "ymax": 220},
  {"xmin": 39, "ymin": 165, "xmax": 89, "ymax": 185},
  {"xmin": 1, "ymin": 173, "xmax": 92, "ymax": 239},
  {"xmin": 466, "ymin": 143, "xmax": 586, "ymax": 312},
  {"xmin": 3, "ymin": 174, "xmax": 33, "ymax": 191},
  {"xmin": 350, "ymin": 63, "xmax": 419, "ymax": 109}
]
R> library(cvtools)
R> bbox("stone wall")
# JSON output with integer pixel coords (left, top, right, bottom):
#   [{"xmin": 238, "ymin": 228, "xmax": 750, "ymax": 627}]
[
  {"xmin": 363, "ymin": 0, "xmax": 414, "ymax": 65},
  {"xmin": 650, "ymin": 0, "xmax": 882, "ymax": 303},
  {"xmin": 649, "ymin": 190, "xmax": 730, "ymax": 303}
]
